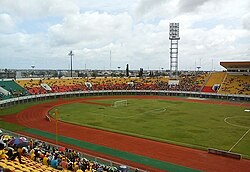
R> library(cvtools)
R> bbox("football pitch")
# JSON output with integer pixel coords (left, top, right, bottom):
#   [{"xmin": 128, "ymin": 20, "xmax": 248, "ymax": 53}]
[{"xmin": 50, "ymin": 98, "xmax": 250, "ymax": 157}]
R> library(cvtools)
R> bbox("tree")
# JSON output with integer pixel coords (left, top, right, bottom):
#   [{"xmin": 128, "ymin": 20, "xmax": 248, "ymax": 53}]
[
  {"xmin": 91, "ymin": 71, "xmax": 97, "ymax": 77},
  {"xmin": 58, "ymin": 72, "xmax": 63, "ymax": 79},
  {"xmin": 119, "ymin": 73, "xmax": 125, "ymax": 77},
  {"xmin": 126, "ymin": 64, "xmax": 129, "ymax": 77},
  {"xmin": 139, "ymin": 68, "xmax": 143, "ymax": 77}
]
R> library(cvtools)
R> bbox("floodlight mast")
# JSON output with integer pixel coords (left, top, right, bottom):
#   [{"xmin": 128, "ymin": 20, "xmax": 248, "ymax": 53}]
[
  {"xmin": 68, "ymin": 50, "xmax": 74, "ymax": 77},
  {"xmin": 169, "ymin": 23, "xmax": 180, "ymax": 78}
]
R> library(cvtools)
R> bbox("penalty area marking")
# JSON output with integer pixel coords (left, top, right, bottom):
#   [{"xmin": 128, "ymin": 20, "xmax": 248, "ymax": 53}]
[
  {"xmin": 224, "ymin": 116, "xmax": 250, "ymax": 152},
  {"xmin": 228, "ymin": 128, "xmax": 250, "ymax": 152},
  {"xmin": 94, "ymin": 107, "xmax": 167, "ymax": 119},
  {"xmin": 224, "ymin": 116, "xmax": 250, "ymax": 129}
]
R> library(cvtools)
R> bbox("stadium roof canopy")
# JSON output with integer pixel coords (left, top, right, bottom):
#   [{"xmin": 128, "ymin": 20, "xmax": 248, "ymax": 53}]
[{"xmin": 220, "ymin": 61, "xmax": 250, "ymax": 69}]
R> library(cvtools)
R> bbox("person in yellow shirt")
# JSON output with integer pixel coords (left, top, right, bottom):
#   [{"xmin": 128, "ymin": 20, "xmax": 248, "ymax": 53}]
[
  {"xmin": 30, "ymin": 149, "xmax": 35, "ymax": 160},
  {"xmin": 17, "ymin": 147, "xmax": 22, "ymax": 154},
  {"xmin": 85, "ymin": 165, "xmax": 92, "ymax": 172},
  {"xmin": 73, "ymin": 161, "xmax": 79, "ymax": 171},
  {"xmin": 0, "ymin": 149, "xmax": 7, "ymax": 159},
  {"xmin": 43, "ymin": 154, "xmax": 49, "ymax": 166},
  {"xmin": 0, "ymin": 143, "xmax": 7, "ymax": 159}
]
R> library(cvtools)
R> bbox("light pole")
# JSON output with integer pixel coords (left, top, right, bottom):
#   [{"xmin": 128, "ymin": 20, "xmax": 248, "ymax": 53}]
[{"xmin": 68, "ymin": 51, "xmax": 74, "ymax": 77}]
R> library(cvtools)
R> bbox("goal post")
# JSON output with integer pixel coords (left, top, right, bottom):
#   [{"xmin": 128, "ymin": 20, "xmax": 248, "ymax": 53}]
[{"xmin": 113, "ymin": 100, "xmax": 128, "ymax": 108}]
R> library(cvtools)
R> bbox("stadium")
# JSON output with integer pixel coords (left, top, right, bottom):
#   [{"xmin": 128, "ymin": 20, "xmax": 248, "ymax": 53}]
[
  {"xmin": 1, "ymin": 61, "xmax": 250, "ymax": 171},
  {"xmin": 1, "ymin": 1, "xmax": 250, "ymax": 172}
]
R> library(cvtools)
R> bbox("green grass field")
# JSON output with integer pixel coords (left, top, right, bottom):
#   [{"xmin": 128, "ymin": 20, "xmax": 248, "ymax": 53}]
[{"xmin": 49, "ymin": 98, "xmax": 250, "ymax": 158}]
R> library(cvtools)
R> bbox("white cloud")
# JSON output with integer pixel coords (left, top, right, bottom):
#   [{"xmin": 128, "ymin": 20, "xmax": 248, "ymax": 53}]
[
  {"xmin": 48, "ymin": 12, "xmax": 133, "ymax": 47},
  {"xmin": 242, "ymin": 13, "xmax": 250, "ymax": 30},
  {"xmin": 0, "ymin": 0, "xmax": 249, "ymax": 70},
  {"xmin": 0, "ymin": 0, "xmax": 79, "ymax": 20},
  {"xmin": 0, "ymin": 13, "xmax": 15, "ymax": 33},
  {"xmin": 134, "ymin": 0, "xmax": 178, "ymax": 22},
  {"xmin": 135, "ymin": 0, "xmax": 167, "ymax": 16},
  {"xmin": 178, "ymin": 0, "xmax": 212, "ymax": 13}
]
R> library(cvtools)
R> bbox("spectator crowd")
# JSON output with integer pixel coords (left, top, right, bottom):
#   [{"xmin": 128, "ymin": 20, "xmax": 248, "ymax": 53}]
[{"xmin": 0, "ymin": 130, "xmax": 134, "ymax": 172}]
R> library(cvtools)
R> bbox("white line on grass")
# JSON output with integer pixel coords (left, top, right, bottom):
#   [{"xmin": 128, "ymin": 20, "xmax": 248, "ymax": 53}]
[
  {"xmin": 109, "ymin": 107, "xmax": 167, "ymax": 119},
  {"xmin": 94, "ymin": 107, "xmax": 167, "ymax": 119},
  {"xmin": 224, "ymin": 115, "xmax": 250, "ymax": 152},
  {"xmin": 228, "ymin": 128, "xmax": 250, "ymax": 152},
  {"xmin": 224, "ymin": 116, "xmax": 250, "ymax": 129}
]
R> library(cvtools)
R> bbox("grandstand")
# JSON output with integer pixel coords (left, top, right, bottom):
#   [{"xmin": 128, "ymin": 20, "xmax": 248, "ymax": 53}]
[
  {"xmin": 219, "ymin": 74, "xmax": 250, "ymax": 95},
  {"xmin": 0, "ymin": 80, "xmax": 29, "ymax": 100},
  {"xmin": 219, "ymin": 61, "xmax": 250, "ymax": 95},
  {"xmin": 201, "ymin": 72, "xmax": 227, "ymax": 93},
  {"xmin": 0, "ymin": 63, "xmax": 250, "ymax": 171},
  {"xmin": 1, "ymin": 68, "xmax": 249, "ymax": 97},
  {"xmin": 15, "ymin": 77, "xmax": 171, "ymax": 94}
]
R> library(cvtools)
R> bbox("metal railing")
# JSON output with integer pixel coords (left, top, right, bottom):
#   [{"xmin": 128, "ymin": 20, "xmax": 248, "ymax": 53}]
[{"xmin": 1, "ymin": 90, "xmax": 249, "ymax": 109}]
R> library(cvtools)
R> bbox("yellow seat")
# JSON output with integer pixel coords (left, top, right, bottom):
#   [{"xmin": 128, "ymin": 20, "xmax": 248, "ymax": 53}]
[
  {"xmin": 0, "ymin": 159, "xmax": 7, "ymax": 162},
  {"xmin": 0, "ymin": 162, "xmax": 8, "ymax": 168},
  {"xmin": 14, "ymin": 164, "xmax": 22, "ymax": 169},
  {"xmin": 32, "ymin": 170, "xmax": 41, "ymax": 172},
  {"xmin": 20, "ymin": 163, "xmax": 27, "ymax": 168},
  {"xmin": 13, "ymin": 161, "xmax": 21, "ymax": 166},
  {"xmin": 40, "ymin": 165, "xmax": 48, "ymax": 169},
  {"xmin": 6, "ymin": 161, "xmax": 14, "ymax": 165},
  {"xmin": 26, "ymin": 166, "xmax": 34, "ymax": 171},
  {"xmin": 47, "ymin": 167, "xmax": 56, "ymax": 171},
  {"xmin": 22, "ymin": 168, "xmax": 31, "ymax": 172},
  {"xmin": 6, "ymin": 165, "xmax": 15, "ymax": 171}
]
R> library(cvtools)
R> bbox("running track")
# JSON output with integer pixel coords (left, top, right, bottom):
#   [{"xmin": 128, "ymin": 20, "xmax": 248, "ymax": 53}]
[{"xmin": 3, "ymin": 95, "xmax": 250, "ymax": 171}]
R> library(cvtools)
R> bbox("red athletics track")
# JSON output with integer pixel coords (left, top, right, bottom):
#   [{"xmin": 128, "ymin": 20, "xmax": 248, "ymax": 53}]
[{"xmin": 3, "ymin": 95, "xmax": 250, "ymax": 172}]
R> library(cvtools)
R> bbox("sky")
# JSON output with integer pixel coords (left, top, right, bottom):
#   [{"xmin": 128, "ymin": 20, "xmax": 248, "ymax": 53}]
[{"xmin": 0, "ymin": 0, "xmax": 250, "ymax": 71}]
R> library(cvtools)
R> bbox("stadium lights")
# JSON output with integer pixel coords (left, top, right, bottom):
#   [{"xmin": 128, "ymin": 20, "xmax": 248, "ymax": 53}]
[
  {"xmin": 169, "ymin": 23, "xmax": 180, "ymax": 78},
  {"xmin": 68, "ymin": 51, "xmax": 74, "ymax": 77},
  {"xmin": 169, "ymin": 23, "xmax": 180, "ymax": 40}
]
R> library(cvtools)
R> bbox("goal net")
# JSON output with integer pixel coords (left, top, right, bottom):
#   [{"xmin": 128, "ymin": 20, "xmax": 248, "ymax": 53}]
[{"xmin": 113, "ymin": 100, "xmax": 128, "ymax": 108}]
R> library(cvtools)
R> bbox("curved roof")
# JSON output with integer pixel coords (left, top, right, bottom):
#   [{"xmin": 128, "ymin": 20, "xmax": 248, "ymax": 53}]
[{"xmin": 220, "ymin": 61, "xmax": 250, "ymax": 69}]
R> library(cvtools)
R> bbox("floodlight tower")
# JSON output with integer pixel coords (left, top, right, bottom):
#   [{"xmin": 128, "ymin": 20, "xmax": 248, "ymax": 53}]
[
  {"xmin": 68, "ymin": 50, "xmax": 74, "ymax": 77},
  {"xmin": 169, "ymin": 23, "xmax": 180, "ymax": 77}
]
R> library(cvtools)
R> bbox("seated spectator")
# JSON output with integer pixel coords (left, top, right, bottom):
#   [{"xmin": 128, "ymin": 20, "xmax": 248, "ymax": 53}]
[
  {"xmin": 50, "ymin": 155, "xmax": 59, "ymax": 169},
  {"xmin": 7, "ymin": 145, "xmax": 24, "ymax": 164},
  {"xmin": 61, "ymin": 157, "xmax": 68, "ymax": 170},
  {"xmin": 0, "ymin": 142, "xmax": 7, "ymax": 159},
  {"xmin": 29, "ymin": 139, "xmax": 33, "ymax": 149},
  {"xmin": 34, "ymin": 148, "xmax": 41, "ymax": 162},
  {"xmin": 42, "ymin": 152, "xmax": 49, "ymax": 166},
  {"xmin": 0, "ymin": 130, "xmax": 141, "ymax": 172}
]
